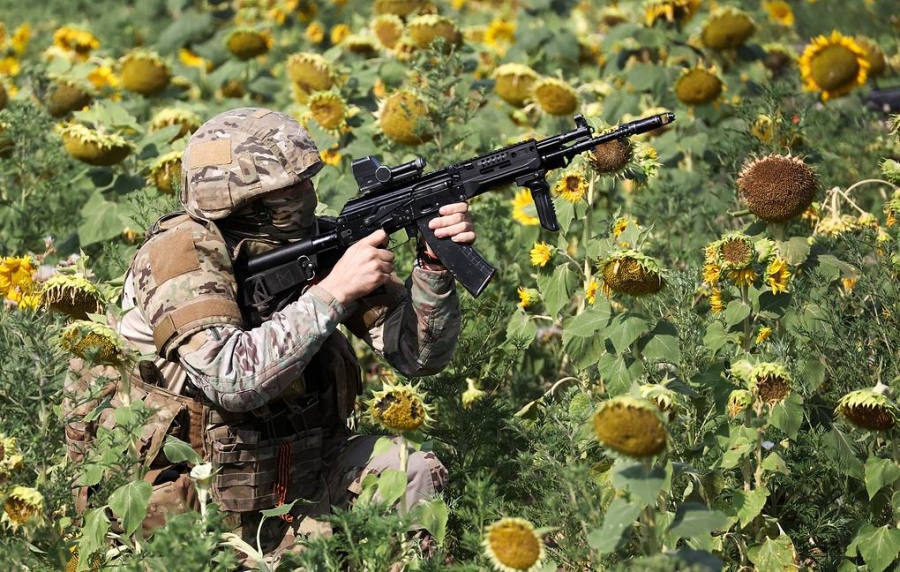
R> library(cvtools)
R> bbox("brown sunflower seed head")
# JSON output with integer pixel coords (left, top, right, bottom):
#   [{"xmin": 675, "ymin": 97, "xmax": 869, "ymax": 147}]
[
  {"xmin": 45, "ymin": 78, "xmax": 93, "ymax": 117},
  {"xmin": 40, "ymin": 275, "xmax": 104, "ymax": 320},
  {"xmin": 59, "ymin": 320, "xmax": 129, "ymax": 366},
  {"xmin": 601, "ymin": 251, "xmax": 664, "ymax": 296},
  {"xmin": 592, "ymin": 395, "xmax": 668, "ymax": 457},
  {"xmin": 737, "ymin": 154, "xmax": 818, "ymax": 222},
  {"xmin": 717, "ymin": 233, "xmax": 755, "ymax": 270},
  {"xmin": 749, "ymin": 362, "xmax": 792, "ymax": 404},
  {"xmin": 589, "ymin": 137, "xmax": 633, "ymax": 174},
  {"xmin": 836, "ymin": 389, "xmax": 898, "ymax": 431}
]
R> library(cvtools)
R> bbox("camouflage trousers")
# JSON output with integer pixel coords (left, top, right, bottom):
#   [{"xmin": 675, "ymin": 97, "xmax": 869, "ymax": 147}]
[{"xmin": 234, "ymin": 433, "xmax": 447, "ymax": 564}]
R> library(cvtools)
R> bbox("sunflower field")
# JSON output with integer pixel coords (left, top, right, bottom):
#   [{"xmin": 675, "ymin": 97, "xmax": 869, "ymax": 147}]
[{"xmin": 2, "ymin": 0, "xmax": 900, "ymax": 570}]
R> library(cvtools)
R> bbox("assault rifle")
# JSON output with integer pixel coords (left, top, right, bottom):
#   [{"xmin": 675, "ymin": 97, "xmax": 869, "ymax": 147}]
[{"xmin": 237, "ymin": 112, "xmax": 675, "ymax": 319}]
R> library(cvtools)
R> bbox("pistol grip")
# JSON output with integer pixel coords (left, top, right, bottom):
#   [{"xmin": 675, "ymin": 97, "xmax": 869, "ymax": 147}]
[{"xmin": 416, "ymin": 218, "xmax": 496, "ymax": 297}]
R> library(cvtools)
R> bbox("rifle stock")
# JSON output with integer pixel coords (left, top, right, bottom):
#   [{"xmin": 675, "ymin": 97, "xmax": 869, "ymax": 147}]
[{"xmin": 238, "ymin": 112, "xmax": 675, "ymax": 321}]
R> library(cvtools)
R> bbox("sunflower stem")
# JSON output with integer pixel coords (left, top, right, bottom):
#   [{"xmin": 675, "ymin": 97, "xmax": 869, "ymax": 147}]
[
  {"xmin": 399, "ymin": 435, "xmax": 409, "ymax": 515},
  {"xmin": 741, "ymin": 284, "xmax": 751, "ymax": 352}
]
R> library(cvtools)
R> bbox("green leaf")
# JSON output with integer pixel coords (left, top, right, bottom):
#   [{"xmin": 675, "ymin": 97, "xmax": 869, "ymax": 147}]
[
  {"xmin": 612, "ymin": 460, "xmax": 667, "ymax": 506},
  {"xmin": 768, "ymin": 393, "xmax": 804, "ymax": 440},
  {"xmin": 537, "ymin": 264, "xmax": 578, "ymax": 317},
  {"xmin": 562, "ymin": 331, "xmax": 606, "ymax": 371},
  {"xmin": 77, "ymin": 463, "xmax": 105, "ymax": 487},
  {"xmin": 411, "ymin": 499, "xmax": 448, "ymax": 545},
  {"xmin": 505, "ymin": 311, "xmax": 538, "ymax": 347},
  {"xmin": 723, "ymin": 300, "xmax": 751, "ymax": 328},
  {"xmin": 823, "ymin": 426, "xmax": 865, "ymax": 480},
  {"xmin": 108, "ymin": 480, "xmax": 153, "ymax": 537},
  {"xmin": 776, "ymin": 237, "xmax": 811, "ymax": 265},
  {"xmin": 78, "ymin": 191, "xmax": 139, "ymax": 246},
  {"xmin": 163, "ymin": 436, "xmax": 203, "ymax": 465},
  {"xmin": 556, "ymin": 198, "xmax": 576, "ymax": 235},
  {"xmin": 77, "ymin": 508, "xmax": 110, "ymax": 571},
  {"xmin": 761, "ymin": 452, "xmax": 790, "ymax": 475},
  {"xmin": 865, "ymin": 457, "xmax": 900, "ymax": 500},
  {"xmin": 755, "ymin": 290, "xmax": 791, "ymax": 319},
  {"xmin": 640, "ymin": 320, "xmax": 681, "ymax": 363},
  {"xmin": 587, "ymin": 497, "xmax": 643, "ymax": 554},
  {"xmin": 376, "ymin": 469, "xmax": 408, "ymax": 508},
  {"xmin": 703, "ymin": 322, "xmax": 740, "ymax": 353},
  {"xmin": 747, "ymin": 535, "xmax": 798, "ymax": 572},
  {"xmin": 260, "ymin": 500, "xmax": 298, "ymax": 518},
  {"xmin": 667, "ymin": 502, "xmax": 728, "ymax": 540},
  {"xmin": 816, "ymin": 254, "xmax": 858, "ymax": 283},
  {"xmin": 597, "ymin": 353, "xmax": 644, "ymax": 394},
  {"xmin": 607, "ymin": 314, "xmax": 650, "ymax": 354},
  {"xmin": 733, "ymin": 489, "xmax": 768, "ymax": 528},
  {"xmin": 563, "ymin": 304, "xmax": 612, "ymax": 337},
  {"xmin": 853, "ymin": 524, "xmax": 900, "ymax": 572}
]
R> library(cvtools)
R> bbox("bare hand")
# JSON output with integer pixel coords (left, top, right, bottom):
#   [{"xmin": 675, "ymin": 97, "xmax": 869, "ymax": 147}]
[
  {"xmin": 424, "ymin": 202, "xmax": 476, "ymax": 258},
  {"xmin": 319, "ymin": 229, "xmax": 394, "ymax": 305}
]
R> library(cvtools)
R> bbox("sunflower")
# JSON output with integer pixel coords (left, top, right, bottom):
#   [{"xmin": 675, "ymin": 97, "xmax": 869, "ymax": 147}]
[
  {"xmin": 307, "ymin": 91, "xmax": 348, "ymax": 131},
  {"xmin": 674, "ymin": 64, "xmax": 724, "ymax": 106},
  {"xmin": 737, "ymin": 154, "xmax": 818, "ymax": 222},
  {"xmin": 59, "ymin": 320, "xmax": 130, "ymax": 366},
  {"xmin": 407, "ymin": 14, "xmax": 460, "ymax": 52},
  {"xmin": 532, "ymin": 77, "xmax": 579, "ymax": 116},
  {"xmin": 0, "ymin": 434, "xmax": 24, "ymax": 483},
  {"xmin": 178, "ymin": 48, "xmax": 212, "ymax": 71},
  {"xmin": 640, "ymin": 383, "xmax": 682, "ymax": 421},
  {"xmin": 799, "ymin": 31, "xmax": 870, "ymax": 102},
  {"xmin": 330, "ymin": 24, "xmax": 352, "ymax": 45},
  {"xmin": 226, "ymin": 28, "xmax": 272, "ymax": 60},
  {"xmin": 703, "ymin": 263, "xmax": 722, "ymax": 286},
  {"xmin": 150, "ymin": 108, "xmax": 202, "ymax": 140},
  {"xmin": 462, "ymin": 378, "xmax": 487, "ymax": 409},
  {"xmin": 119, "ymin": 50, "xmax": 171, "ymax": 96},
  {"xmin": 726, "ymin": 267, "xmax": 757, "ymax": 288},
  {"xmin": 589, "ymin": 137, "xmax": 633, "ymax": 175},
  {"xmin": 585, "ymin": 279, "xmax": 599, "ymax": 305},
  {"xmin": 374, "ymin": 0, "xmax": 427, "ymax": 17},
  {"xmin": 553, "ymin": 171, "xmax": 587, "ymax": 203},
  {"xmin": 372, "ymin": 14, "xmax": 404, "ymax": 49},
  {"xmin": 148, "ymin": 150, "xmax": 183, "ymax": 195},
  {"xmin": 714, "ymin": 232, "xmax": 755, "ymax": 271},
  {"xmin": 755, "ymin": 326, "xmax": 772, "ymax": 345},
  {"xmin": 493, "ymin": 63, "xmax": 539, "ymax": 108},
  {"xmin": 368, "ymin": 381, "xmax": 433, "ymax": 432},
  {"xmin": 44, "ymin": 78, "xmax": 93, "ymax": 118},
  {"xmin": 87, "ymin": 64, "xmax": 120, "ymax": 92},
  {"xmin": 483, "ymin": 517, "xmax": 546, "ymax": 572},
  {"xmin": 286, "ymin": 52, "xmax": 335, "ymax": 103},
  {"xmin": 52, "ymin": 26, "xmax": 100, "ymax": 60},
  {"xmin": 517, "ymin": 286, "xmax": 538, "ymax": 308},
  {"xmin": 836, "ymin": 388, "xmax": 898, "ymax": 431},
  {"xmin": 600, "ymin": 250, "xmax": 664, "ymax": 296},
  {"xmin": 484, "ymin": 18, "xmax": 515, "ymax": 56},
  {"xmin": 765, "ymin": 257, "xmax": 791, "ymax": 294},
  {"xmin": 700, "ymin": 7, "xmax": 755, "ymax": 51},
  {"xmin": 593, "ymin": 395, "xmax": 668, "ymax": 457},
  {"xmin": 727, "ymin": 389, "xmax": 753, "ymax": 417},
  {"xmin": 40, "ymin": 274, "xmax": 104, "ymax": 320},
  {"xmin": 749, "ymin": 362, "xmax": 791, "ymax": 405},
  {"xmin": 511, "ymin": 190, "xmax": 540, "ymax": 226},
  {"xmin": 762, "ymin": 0, "xmax": 794, "ymax": 27},
  {"xmin": 59, "ymin": 124, "xmax": 133, "ymax": 167},
  {"xmin": 762, "ymin": 43, "xmax": 797, "ymax": 75},
  {"xmin": 709, "ymin": 287, "xmax": 724, "ymax": 313},
  {"xmin": 529, "ymin": 242, "xmax": 554, "ymax": 268},
  {"xmin": 305, "ymin": 21, "xmax": 325, "ymax": 44},
  {"xmin": 644, "ymin": 0, "xmax": 701, "ymax": 27},
  {"xmin": 2, "ymin": 486, "xmax": 44, "ymax": 531},
  {"xmin": 854, "ymin": 36, "xmax": 887, "ymax": 78},
  {"xmin": 376, "ymin": 89, "xmax": 432, "ymax": 145}
]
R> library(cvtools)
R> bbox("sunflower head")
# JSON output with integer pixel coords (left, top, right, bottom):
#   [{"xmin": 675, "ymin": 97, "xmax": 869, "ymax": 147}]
[
  {"xmin": 762, "ymin": 0, "xmax": 794, "ymax": 26},
  {"xmin": 149, "ymin": 108, "xmax": 202, "ymax": 141},
  {"xmin": 2, "ymin": 486, "xmax": 44, "ymax": 531},
  {"xmin": 492, "ymin": 63, "xmax": 539, "ymax": 108},
  {"xmin": 700, "ymin": 7, "xmax": 755, "ymax": 51},
  {"xmin": 308, "ymin": 91, "xmax": 348, "ymax": 131},
  {"xmin": 40, "ymin": 274, "xmax": 104, "ymax": 319},
  {"xmin": 737, "ymin": 154, "xmax": 818, "ymax": 223},
  {"xmin": 0, "ymin": 434, "xmax": 24, "ymax": 483},
  {"xmin": 511, "ymin": 189, "xmax": 540, "ymax": 226},
  {"xmin": 836, "ymin": 388, "xmax": 898, "ymax": 431},
  {"xmin": 45, "ymin": 78, "xmax": 93, "ymax": 118},
  {"xmin": 148, "ymin": 150, "xmax": 183, "ymax": 195},
  {"xmin": 59, "ymin": 123, "xmax": 133, "ymax": 167},
  {"xmin": 854, "ymin": 36, "xmax": 887, "ymax": 78},
  {"xmin": 119, "ymin": 50, "xmax": 171, "ymax": 96},
  {"xmin": 286, "ymin": 52, "xmax": 335, "ymax": 103},
  {"xmin": 483, "ymin": 517, "xmax": 546, "ymax": 572},
  {"xmin": 727, "ymin": 389, "xmax": 753, "ymax": 417},
  {"xmin": 376, "ymin": 89, "xmax": 432, "ymax": 145},
  {"xmin": 374, "ymin": 0, "xmax": 427, "ymax": 17},
  {"xmin": 593, "ymin": 395, "xmax": 668, "ymax": 457},
  {"xmin": 553, "ymin": 171, "xmax": 587, "ymax": 203},
  {"xmin": 589, "ymin": 137, "xmax": 633, "ymax": 174},
  {"xmin": 639, "ymin": 383, "xmax": 682, "ymax": 422},
  {"xmin": 462, "ymin": 378, "xmax": 487, "ymax": 410},
  {"xmin": 529, "ymin": 242, "xmax": 555, "ymax": 268},
  {"xmin": 532, "ymin": 77, "xmax": 579, "ymax": 116},
  {"xmin": 59, "ymin": 320, "xmax": 130, "ymax": 366},
  {"xmin": 644, "ymin": 0, "xmax": 701, "ymax": 27},
  {"xmin": 368, "ymin": 381, "xmax": 434, "ymax": 433},
  {"xmin": 372, "ymin": 14, "xmax": 404, "ymax": 49},
  {"xmin": 749, "ymin": 362, "xmax": 791, "ymax": 405},
  {"xmin": 714, "ymin": 232, "xmax": 755, "ymax": 270},
  {"xmin": 799, "ymin": 31, "xmax": 870, "ymax": 102},
  {"xmin": 762, "ymin": 43, "xmax": 797, "ymax": 75},
  {"xmin": 407, "ymin": 14, "xmax": 460, "ymax": 52},
  {"xmin": 674, "ymin": 64, "xmax": 724, "ymax": 106},
  {"xmin": 600, "ymin": 250, "xmax": 664, "ymax": 296},
  {"xmin": 226, "ymin": 27, "xmax": 272, "ymax": 60}
]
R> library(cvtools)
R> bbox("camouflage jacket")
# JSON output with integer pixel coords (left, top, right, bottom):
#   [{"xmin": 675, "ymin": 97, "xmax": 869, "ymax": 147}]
[{"xmin": 118, "ymin": 214, "xmax": 462, "ymax": 413}]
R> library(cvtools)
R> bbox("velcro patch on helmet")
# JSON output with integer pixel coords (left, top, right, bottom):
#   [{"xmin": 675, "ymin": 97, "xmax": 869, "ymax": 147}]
[{"xmin": 188, "ymin": 139, "xmax": 232, "ymax": 168}]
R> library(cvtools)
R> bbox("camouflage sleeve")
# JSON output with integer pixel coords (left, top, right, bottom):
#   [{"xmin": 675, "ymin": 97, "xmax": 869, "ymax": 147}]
[
  {"xmin": 176, "ymin": 284, "xmax": 349, "ymax": 412},
  {"xmin": 345, "ymin": 264, "xmax": 461, "ymax": 377}
]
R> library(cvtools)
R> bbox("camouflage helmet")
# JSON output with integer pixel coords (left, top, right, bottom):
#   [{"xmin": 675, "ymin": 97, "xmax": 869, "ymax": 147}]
[{"xmin": 180, "ymin": 107, "xmax": 323, "ymax": 220}]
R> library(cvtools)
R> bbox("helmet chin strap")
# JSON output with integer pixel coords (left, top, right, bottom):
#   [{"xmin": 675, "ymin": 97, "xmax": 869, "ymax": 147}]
[{"xmin": 218, "ymin": 198, "xmax": 318, "ymax": 259}]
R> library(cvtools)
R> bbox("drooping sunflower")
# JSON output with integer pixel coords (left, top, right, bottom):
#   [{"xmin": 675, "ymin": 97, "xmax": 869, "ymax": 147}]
[
  {"xmin": 119, "ymin": 50, "xmax": 171, "ymax": 96},
  {"xmin": 52, "ymin": 26, "xmax": 100, "ymax": 60},
  {"xmin": 709, "ymin": 287, "xmax": 724, "ymax": 313},
  {"xmin": 307, "ymin": 91, "xmax": 348, "ymax": 131},
  {"xmin": 407, "ymin": 14, "xmax": 460, "ymax": 52},
  {"xmin": 589, "ymin": 136, "xmax": 633, "ymax": 175},
  {"xmin": 593, "ymin": 395, "xmax": 668, "ymax": 457},
  {"xmin": 553, "ymin": 171, "xmax": 587, "ymax": 203},
  {"xmin": 700, "ymin": 7, "xmax": 755, "ymax": 51},
  {"xmin": 511, "ymin": 189, "xmax": 540, "ymax": 226},
  {"xmin": 376, "ymin": 89, "xmax": 432, "ymax": 145},
  {"xmin": 640, "ymin": 383, "xmax": 683, "ymax": 422},
  {"xmin": 462, "ymin": 378, "xmax": 487, "ymax": 410},
  {"xmin": 40, "ymin": 274, "xmax": 104, "ymax": 320},
  {"xmin": 0, "ymin": 434, "xmax": 25, "ymax": 482},
  {"xmin": 286, "ymin": 52, "xmax": 335, "ymax": 103},
  {"xmin": 532, "ymin": 77, "xmax": 579, "ymax": 116},
  {"xmin": 765, "ymin": 257, "xmax": 791, "ymax": 294},
  {"xmin": 643, "ymin": 0, "xmax": 701, "ymax": 28},
  {"xmin": 372, "ymin": 14, "xmax": 404, "ymax": 49},
  {"xmin": 674, "ymin": 64, "xmax": 724, "ymax": 106},
  {"xmin": 749, "ymin": 362, "xmax": 791, "ymax": 405},
  {"xmin": 149, "ymin": 108, "xmax": 202, "ymax": 140},
  {"xmin": 44, "ymin": 78, "xmax": 93, "ymax": 118},
  {"xmin": 493, "ymin": 63, "xmax": 539, "ymax": 108},
  {"xmin": 799, "ymin": 31, "xmax": 870, "ymax": 102},
  {"xmin": 600, "ymin": 250, "xmax": 664, "ymax": 296},
  {"xmin": 836, "ymin": 388, "xmax": 898, "ymax": 431},
  {"xmin": 59, "ymin": 320, "xmax": 131, "ymax": 366},
  {"xmin": 854, "ymin": 36, "xmax": 887, "ymax": 78},
  {"xmin": 762, "ymin": 43, "xmax": 797, "ymax": 76},
  {"xmin": 483, "ymin": 517, "xmax": 546, "ymax": 572},
  {"xmin": 225, "ymin": 27, "xmax": 273, "ymax": 60},
  {"xmin": 368, "ymin": 381, "xmax": 434, "ymax": 432},
  {"xmin": 2, "ymin": 486, "xmax": 44, "ymax": 531},
  {"xmin": 755, "ymin": 326, "xmax": 772, "ymax": 345},
  {"xmin": 517, "ymin": 286, "xmax": 539, "ymax": 309},
  {"xmin": 148, "ymin": 150, "xmax": 183, "ymax": 195},
  {"xmin": 737, "ymin": 154, "xmax": 818, "ymax": 223},
  {"xmin": 59, "ymin": 124, "xmax": 133, "ymax": 167},
  {"xmin": 585, "ymin": 279, "xmax": 599, "ymax": 305},
  {"xmin": 374, "ymin": 0, "xmax": 427, "ymax": 17}
]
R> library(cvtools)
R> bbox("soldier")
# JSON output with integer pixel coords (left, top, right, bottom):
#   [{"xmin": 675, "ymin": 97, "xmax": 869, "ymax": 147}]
[{"xmin": 114, "ymin": 107, "xmax": 474, "ymax": 561}]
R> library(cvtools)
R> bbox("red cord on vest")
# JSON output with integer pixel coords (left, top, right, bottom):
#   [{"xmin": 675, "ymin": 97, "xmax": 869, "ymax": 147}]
[{"xmin": 273, "ymin": 441, "xmax": 294, "ymax": 523}]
